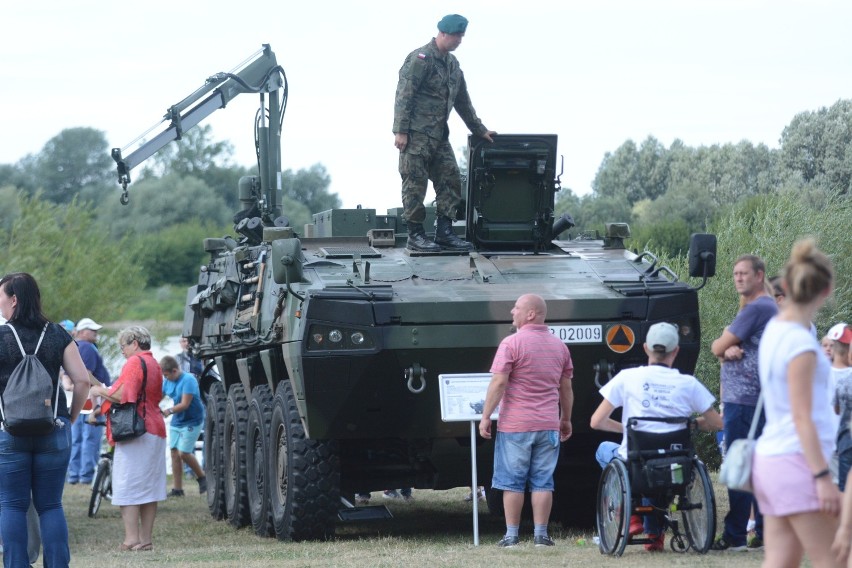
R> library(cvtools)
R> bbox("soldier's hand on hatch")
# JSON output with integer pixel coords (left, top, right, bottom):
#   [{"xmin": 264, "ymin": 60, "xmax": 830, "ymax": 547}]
[
  {"xmin": 394, "ymin": 133, "xmax": 408, "ymax": 152},
  {"xmin": 482, "ymin": 130, "xmax": 497, "ymax": 143}
]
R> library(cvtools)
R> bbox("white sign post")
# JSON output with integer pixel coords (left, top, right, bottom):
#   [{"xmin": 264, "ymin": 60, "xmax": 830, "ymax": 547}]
[{"xmin": 438, "ymin": 373, "xmax": 497, "ymax": 547}]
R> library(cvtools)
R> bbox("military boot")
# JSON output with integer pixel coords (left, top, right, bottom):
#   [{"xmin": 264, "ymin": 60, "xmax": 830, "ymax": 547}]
[
  {"xmin": 406, "ymin": 222, "xmax": 441, "ymax": 252},
  {"xmin": 434, "ymin": 215, "xmax": 474, "ymax": 251}
]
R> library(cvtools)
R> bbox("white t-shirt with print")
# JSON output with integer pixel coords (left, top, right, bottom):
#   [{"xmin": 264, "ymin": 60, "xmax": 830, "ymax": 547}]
[
  {"xmin": 756, "ymin": 318, "xmax": 836, "ymax": 457},
  {"xmin": 599, "ymin": 364, "xmax": 717, "ymax": 460}
]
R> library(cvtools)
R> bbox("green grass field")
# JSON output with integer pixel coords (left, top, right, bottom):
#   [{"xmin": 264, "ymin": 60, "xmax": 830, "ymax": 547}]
[{"xmin": 60, "ymin": 481, "xmax": 766, "ymax": 567}]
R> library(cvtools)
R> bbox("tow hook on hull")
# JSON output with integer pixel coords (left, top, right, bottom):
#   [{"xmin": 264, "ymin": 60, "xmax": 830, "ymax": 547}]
[
  {"xmin": 405, "ymin": 363, "xmax": 427, "ymax": 394},
  {"xmin": 593, "ymin": 359, "xmax": 613, "ymax": 389}
]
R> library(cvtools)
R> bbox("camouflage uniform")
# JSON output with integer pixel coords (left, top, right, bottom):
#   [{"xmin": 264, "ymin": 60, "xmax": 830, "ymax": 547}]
[{"xmin": 393, "ymin": 38, "xmax": 489, "ymax": 224}]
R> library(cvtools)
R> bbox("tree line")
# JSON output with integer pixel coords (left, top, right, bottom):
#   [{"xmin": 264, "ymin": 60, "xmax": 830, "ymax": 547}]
[
  {"xmin": 1, "ymin": 100, "xmax": 851, "ymax": 334},
  {"xmin": 0, "ymin": 125, "xmax": 341, "ymax": 322}
]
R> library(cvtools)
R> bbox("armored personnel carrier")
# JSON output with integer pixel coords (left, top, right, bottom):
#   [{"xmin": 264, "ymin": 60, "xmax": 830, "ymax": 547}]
[{"xmin": 111, "ymin": 45, "xmax": 716, "ymax": 541}]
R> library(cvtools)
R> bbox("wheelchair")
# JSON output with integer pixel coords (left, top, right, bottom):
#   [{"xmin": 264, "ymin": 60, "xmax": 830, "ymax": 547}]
[{"xmin": 596, "ymin": 416, "xmax": 716, "ymax": 556}]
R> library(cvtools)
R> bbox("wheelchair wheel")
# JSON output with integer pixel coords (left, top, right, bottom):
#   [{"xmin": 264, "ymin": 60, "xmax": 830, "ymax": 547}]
[
  {"xmin": 681, "ymin": 459, "xmax": 716, "ymax": 553},
  {"xmin": 596, "ymin": 459, "xmax": 631, "ymax": 556}
]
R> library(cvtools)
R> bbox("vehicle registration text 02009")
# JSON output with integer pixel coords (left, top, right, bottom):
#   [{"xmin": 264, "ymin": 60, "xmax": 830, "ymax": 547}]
[{"xmin": 548, "ymin": 325, "xmax": 602, "ymax": 344}]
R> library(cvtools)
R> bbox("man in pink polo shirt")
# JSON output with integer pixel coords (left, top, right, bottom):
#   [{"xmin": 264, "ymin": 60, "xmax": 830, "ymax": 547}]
[{"xmin": 479, "ymin": 294, "xmax": 574, "ymax": 548}]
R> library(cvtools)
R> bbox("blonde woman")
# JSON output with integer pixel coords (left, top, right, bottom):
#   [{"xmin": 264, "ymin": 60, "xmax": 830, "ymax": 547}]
[{"xmin": 754, "ymin": 239, "xmax": 842, "ymax": 568}]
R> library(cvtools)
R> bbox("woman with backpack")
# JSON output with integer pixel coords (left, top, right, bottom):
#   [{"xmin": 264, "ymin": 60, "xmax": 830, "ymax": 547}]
[{"xmin": 0, "ymin": 272, "xmax": 90, "ymax": 567}]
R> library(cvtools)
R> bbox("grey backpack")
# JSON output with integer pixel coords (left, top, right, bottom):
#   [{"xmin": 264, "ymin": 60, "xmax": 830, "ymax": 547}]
[{"xmin": 0, "ymin": 324, "xmax": 61, "ymax": 436}]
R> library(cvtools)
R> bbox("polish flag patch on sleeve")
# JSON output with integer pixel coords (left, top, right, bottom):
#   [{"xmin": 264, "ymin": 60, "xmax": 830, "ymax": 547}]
[{"xmin": 417, "ymin": 53, "xmax": 427, "ymax": 60}]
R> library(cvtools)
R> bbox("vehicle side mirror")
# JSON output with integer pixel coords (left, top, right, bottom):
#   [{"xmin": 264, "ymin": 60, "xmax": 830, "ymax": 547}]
[
  {"xmin": 688, "ymin": 233, "xmax": 717, "ymax": 278},
  {"xmin": 271, "ymin": 238, "xmax": 305, "ymax": 284}
]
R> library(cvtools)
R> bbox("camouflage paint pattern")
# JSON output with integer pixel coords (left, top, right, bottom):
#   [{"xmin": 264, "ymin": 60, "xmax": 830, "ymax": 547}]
[{"xmin": 393, "ymin": 38, "xmax": 489, "ymax": 224}]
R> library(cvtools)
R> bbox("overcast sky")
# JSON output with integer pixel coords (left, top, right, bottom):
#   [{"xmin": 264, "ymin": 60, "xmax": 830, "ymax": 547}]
[{"xmin": 4, "ymin": 0, "xmax": 851, "ymax": 210}]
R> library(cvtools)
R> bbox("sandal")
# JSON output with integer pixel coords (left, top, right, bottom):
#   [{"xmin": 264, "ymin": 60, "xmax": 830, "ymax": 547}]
[
  {"xmin": 118, "ymin": 542, "xmax": 140, "ymax": 551},
  {"xmin": 132, "ymin": 543, "xmax": 153, "ymax": 551}
]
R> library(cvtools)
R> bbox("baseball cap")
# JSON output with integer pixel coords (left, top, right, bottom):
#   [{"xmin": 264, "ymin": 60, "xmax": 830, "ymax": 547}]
[
  {"xmin": 827, "ymin": 323, "xmax": 852, "ymax": 344},
  {"xmin": 59, "ymin": 319, "xmax": 75, "ymax": 332},
  {"xmin": 75, "ymin": 317, "xmax": 103, "ymax": 332},
  {"xmin": 646, "ymin": 322, "xmax": 679, "ymax": 353}
]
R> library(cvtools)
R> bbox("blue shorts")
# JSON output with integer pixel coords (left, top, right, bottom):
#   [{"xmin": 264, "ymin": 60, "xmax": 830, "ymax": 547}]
[
  {"xmin": 169, "ymin": 423, "xmax": 203, "ymax": 454},
  {"xmin": 491, "ymin": 430, "xmax": 560, "ymax": 492}
]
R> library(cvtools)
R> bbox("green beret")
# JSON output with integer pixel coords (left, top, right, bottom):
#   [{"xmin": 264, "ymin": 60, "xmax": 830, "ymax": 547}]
[{"xmin": 437, "ymin": 14, "xmax": 468, "ymax": 34}]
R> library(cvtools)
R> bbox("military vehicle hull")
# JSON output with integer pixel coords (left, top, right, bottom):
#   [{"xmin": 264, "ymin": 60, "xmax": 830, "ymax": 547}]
[{"xmin": 187, "ymin": 227, "xmax": 704, "ymax": 538}]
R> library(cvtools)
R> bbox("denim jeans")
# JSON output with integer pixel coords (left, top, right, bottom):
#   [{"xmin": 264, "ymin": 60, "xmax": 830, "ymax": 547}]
[
  {"xmin": 723, "ymin": 402, "xmax": 765, "ymax": 545},
  {"xmin": 0, "ymin": 417, "xmax": 72, "ymax": 568},
  {"xmin": 67, "ymin": 419, "xmax": 103, "ymax": 483},
  {"xmin": 596, "ymin": 441, "xmax": 663, "ymax": 536}
]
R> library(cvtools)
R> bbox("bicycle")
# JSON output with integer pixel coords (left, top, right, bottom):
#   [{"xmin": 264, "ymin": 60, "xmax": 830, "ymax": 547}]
[{"xmin": 88, "ymin": 446, "xmax": 114, "ymax": 518}]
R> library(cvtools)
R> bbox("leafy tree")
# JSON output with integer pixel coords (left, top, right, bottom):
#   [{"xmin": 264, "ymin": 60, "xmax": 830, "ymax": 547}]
[
  {"xmin": 135, "ymin": 220, "xmax": 230, "ymax": 287},
  {"xmin": 0, "ymin": 186, "xmax": 21, "ymax": 232},
  {"xmin": 3, "ymin": 194, "xmax": 141, "ymax": 321},
  {"xmin": 592, "ymin": 137, "xmax": 670, "ymax": 206},
  {"xmin": 780, "ymin": 99, "xmax": 852, "ymax": 192},
  {"xmin": 22, "ymin": 128, "xmax": 114, "ymax": 204},
  {"xmin": 137, "ymin": 124, "xmax": 251, "ymax": 210},
  {"xmin": 283, "ymin": 164, "xmax": 341, "ymax": 214},
  {"xmin": 97, "ymin": 173, "xmax": 231, "ymax": 238}
]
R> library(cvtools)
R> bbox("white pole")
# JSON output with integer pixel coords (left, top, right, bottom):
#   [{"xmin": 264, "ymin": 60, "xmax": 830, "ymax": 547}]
[{"xmin": 471, "ymin": 420, "xmax": 479, "ymax": 546}]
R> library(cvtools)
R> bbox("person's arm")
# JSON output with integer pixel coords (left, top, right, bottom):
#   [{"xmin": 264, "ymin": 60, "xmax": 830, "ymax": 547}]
[
  {"xmin": 590, "ymin": 399, "xmax": 622, "ymax": 434},
  {"xmin": 478, "ymin": 372, "xmax": 509, "ymax": 440},
  {"xmin": 832, "ymin": 469, "xmax": 852, "ymax": 562},
  {"xmin": 711, "ymin": 328, "xmax": 742, "ymax": 360},
  {"xmin": 559, "ymin": 375, "xmax": 574, "ymax": 441},
  {"xmin": 696, "ymin": 406, "xmax": 723, "ymax": 432},
  {"xmin": 61, "ymin": 343, "xmax": 91, "ymax": 424},
  {"xmin": 164, "ymin": 392, "xmax": 194, "ymax": 417},
  {"xmin": 789, "ymin": 351, "xmax": 842, "ymax": 516},
  {"xmin": 392, "ymin": 53, "xmax": 428, "ymax": 140}
]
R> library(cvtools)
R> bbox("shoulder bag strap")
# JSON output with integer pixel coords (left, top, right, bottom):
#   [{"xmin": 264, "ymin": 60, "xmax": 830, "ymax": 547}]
[
  {"xmin": 137, "ymin": 355, "xmax": 148, "ymax": 420},
  {"xmin": 746, "ymin": 390, "xmax": 764, "ymax": 441}
]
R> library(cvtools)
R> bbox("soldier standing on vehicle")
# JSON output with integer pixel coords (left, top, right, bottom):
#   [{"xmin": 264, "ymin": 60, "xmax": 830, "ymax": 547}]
[
  {"xmin": 479, "ymin": 294, "xmax": 574, "ymax": 548},
  {"xmin": 710, "ymin": 254, "xmax": 777, "ymax": 551},
  {"xmin": 393, "ymin": 14, "xmax": 496, "ymax": 253}
]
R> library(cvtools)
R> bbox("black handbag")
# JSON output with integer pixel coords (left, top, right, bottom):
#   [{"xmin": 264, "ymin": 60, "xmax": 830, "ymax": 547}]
[{"xmin": 108, "ymin": 356, "xmax": 148, "ymax": 442}]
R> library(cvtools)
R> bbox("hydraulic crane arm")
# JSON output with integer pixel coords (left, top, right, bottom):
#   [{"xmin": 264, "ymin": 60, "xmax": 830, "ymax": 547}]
[{"xmin": 111, "ymin": 44, "xmax": 287, "ymax": 212}]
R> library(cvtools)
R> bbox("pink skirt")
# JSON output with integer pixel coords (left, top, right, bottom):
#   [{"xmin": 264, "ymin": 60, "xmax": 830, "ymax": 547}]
[{"xmin": 753, "ymin": 452, "xmax": 820, "ymax": 516}]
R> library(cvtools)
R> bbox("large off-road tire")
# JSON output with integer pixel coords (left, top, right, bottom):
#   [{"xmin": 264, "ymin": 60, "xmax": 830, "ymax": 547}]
[
  {"xmin": 204, "ymin": 380, "xmax": 227, "ymax": 520},
  {"xmin": 247, "ymin": 384, "xmax": 275, "ymax": 537},
  {"xmin": 224, "ymin": 383, "xmax": 251, "ymax": 527},
  {"xmin": 269, "ymin": 380, "xmax": 340, "ymax": 541}
]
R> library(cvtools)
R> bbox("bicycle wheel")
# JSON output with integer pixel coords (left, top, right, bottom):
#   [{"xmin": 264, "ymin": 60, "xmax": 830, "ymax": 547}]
[{"xmin": 88, "ymin": 459, "xmax": 111, "ymax": 518}]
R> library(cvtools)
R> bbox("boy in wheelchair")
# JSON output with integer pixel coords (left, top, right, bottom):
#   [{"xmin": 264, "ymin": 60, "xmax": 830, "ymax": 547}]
[{"xmin": 591, "ymin": 322, "xmax": 723, "ymax": 552}]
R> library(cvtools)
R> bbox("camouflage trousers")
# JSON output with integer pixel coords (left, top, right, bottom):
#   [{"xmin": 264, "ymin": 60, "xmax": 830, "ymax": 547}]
[{"xmin": 398, "ymin": 132, "xmax": 462, "ymax": 224}]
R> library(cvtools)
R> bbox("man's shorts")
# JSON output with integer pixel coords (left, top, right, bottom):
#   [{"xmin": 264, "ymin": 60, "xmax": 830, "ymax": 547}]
[
  {"xmin": 169, "ymin": 423, "xmax": 203, "ymax": 454},
  {"xmin": 491, "ymin": 430, "xmax": 560, "ymax": 492}
]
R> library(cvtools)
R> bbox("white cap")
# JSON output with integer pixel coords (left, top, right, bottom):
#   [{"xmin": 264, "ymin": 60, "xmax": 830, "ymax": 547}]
[
  {"xmin": 827, "ymin": 323, "xmax": 852, "ymax": 344},
  {"xmin": 75, "ymin": 317, "xmax": 103, "ymax": 332},
  {"xmin": 646, "ymin": 322, "xmax": 679, "ymax": 353}
]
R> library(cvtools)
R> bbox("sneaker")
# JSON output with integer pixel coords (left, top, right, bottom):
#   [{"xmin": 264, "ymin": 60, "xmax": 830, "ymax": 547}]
[
  {"xmin": 382, "ymin": 490, "xmax": 401, "ymax": 499},
  {"xmin": 747, "ymin": 536, "xmax": 764, "ymax": 550},
  {"xmin": 534, "ymin": 535, "xmax": 556, "ymax": 547},
  {"xmin": 711, "ymin": 536, "xmax": 747, "ymax": 551},
  {"xmin": 168, "ymin": 489, "xmax": 185, "ymax": 497},
  {"xmin": 644, "ymin": 533, "xmax": 665, "ymax": 552},
  {"xmin": 197, "ymin": 476, "xmax": 207, "ymax": 494},
  {"xmin": 478, "ymin": 487, "xmax": 486, "ymax": 501},
  {"xmin": 497, "ymin": 535, "xmax": 520, "ymax": 548},
  {"xmin": 629, "ymin": 515, "xmax": 644, "ymax": 537}
]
